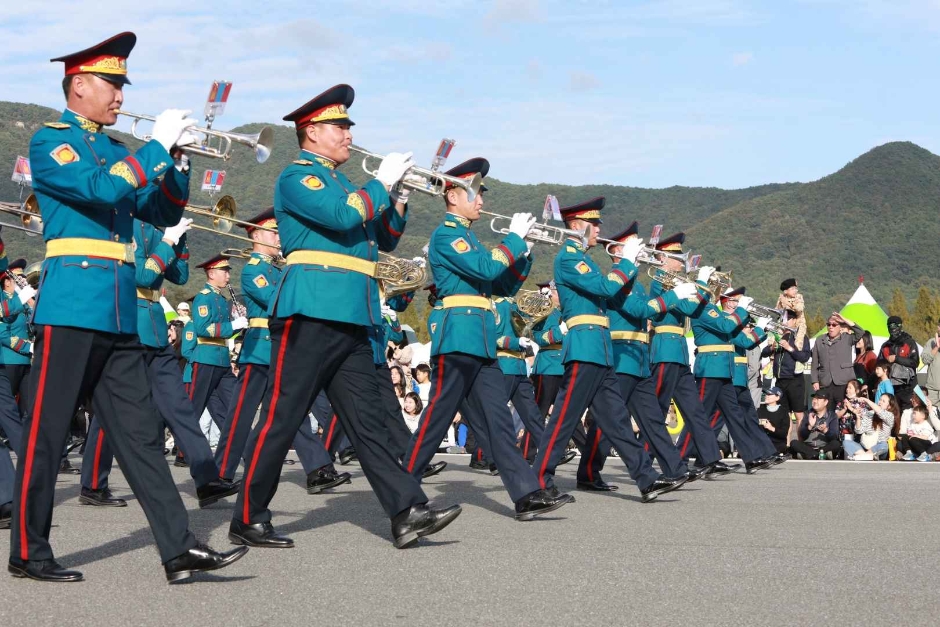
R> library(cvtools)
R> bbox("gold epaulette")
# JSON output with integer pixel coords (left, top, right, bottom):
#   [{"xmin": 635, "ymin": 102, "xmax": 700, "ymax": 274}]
[
  {"xmin": 294, "ymin": 159, "xmax": 313, "ymax": 165},
  {"xmin": 44, "ymin": 122, "xmax": 70, "ymax": 129},
  {"xmin": 247, "ymin": 257, "xmax": 260, "ymax": 265},
  {"xmin": 199, "ymin": 288, "xmax": 210, "ymax": 295}
]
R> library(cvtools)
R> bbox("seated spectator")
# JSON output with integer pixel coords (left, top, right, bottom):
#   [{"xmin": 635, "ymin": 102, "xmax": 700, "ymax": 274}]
[
  {"xmin": 834, "ymin": 379, "xmax": 863, "ymax": 446},
  {"xmin": 414, "ymin": 363, "xmax": 431, "ymax": 404},
  {"xmin": 758, "ymin": 387, "xmax": 790, "ymax": 454},
  {"xmin": 402, "ymin": 392, "xmax": 423, "ymax": 433},
  {"xmin": 854, "ymin": 331, "xmax": 877, "ymax": 399},
  {"xmin": 873, "ymin": 359, "xmax": 895, "ymax": 404},
  {"xmin": 389, "ymin": 365, "xmax": 407, "ymax": 408},
  {"xmin": 789, "ymin": 392, "xmax": 841, "ymax": 459},
  {"xmin": 900, "ymin": 406, "xmax": 940, "ymax": 461},
  {"xmin": 843, "ymin": 394, "xmax": 898, "ymax": 460}
]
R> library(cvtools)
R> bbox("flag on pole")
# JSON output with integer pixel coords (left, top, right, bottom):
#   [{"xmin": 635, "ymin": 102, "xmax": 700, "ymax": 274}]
[
  {"xmin": 201, "ymin": 169, "xmax": 226, "ymax": 192},
  {"xmin": 11, "ymin": 156, "xmax": 31, "ymax": 184},
  {"xmin": 542, "ymin": 195, "xmax": 561, "ymax": 222},
  {"xmin": 649, "ymin": 224, "xmax": 663, "ymax": 246},
  {"xmin": 431, "ymin": 138, "xmax": 456, "ymax": 171},
  {"xmin": 687, "ymin": 255, "xmax": 702, "ymax": 273},
  {"xmin": 204, "ymin": 80, "xmax": 233, "ymax": 118}
]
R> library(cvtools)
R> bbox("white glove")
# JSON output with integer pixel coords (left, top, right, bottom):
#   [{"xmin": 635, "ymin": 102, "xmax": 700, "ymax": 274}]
[
  {"xmin": 390, "ymin": 186, "xmax": 411, "ymax": 206},
  {"xmin": 162, "ymin": 218, "xmax": 193, "ymax": 245},
  {"xmin": 697, "ymin": 265, "xmax": 716, "ymax": 283},
  {"xmin": 738, "ymin": 295, "xmax": 753, "ymax": 310},
  {"xmin": 620, "ymin": 237, "xmax": 644, "ymax": 265},
  {"xmin": 174, "ymin": 153, "xmax": 190, "ymax": 173},
  {"xmin": 519, "ymin": 337, "xmax": 534, "ymax": 349},
  {"xmin": 381, "ymin": 304, "xmax": 391, "ymax": 317},
  {"xmin": 150, "ymin": 109, "xmax": 197, "ymax": 152},
  {"xmin": 411, "ymin": 256, "xmax": 426, "ymax": 268},
  {"xmin": 525, "ymin": 240, "xmax": 535, "ymax": 256},
  {"xmin": 25, "ymin": 342, "xmax": 33, "ymax": 354},
  {"xmin": 175, "ymin": 130, "xmax": 200, "ymax": 148},
  {"xmin": 559, "ymin": 321, "xmax": 568, "ymax": 335},
  {"xmin": 375, "ymin": 151, "xmax": 415, "ymax": 188},
  {"xmin": 231, "ymin": 316, "xmax": 249, "ymax": 331},
  {"xmin": 755, "ymin": 316, "xmax": 772, "ymax": 330},
  {"xmin": 508, "ymin": 212, "xmax": 537, "ymax": 240},
  {"xmin": 671, "ymin": 282, "xmax": 697, "ymax": 300},
  {"xmin": 15, "ymin": 285, "xmax": 37, "ymax": 304},
  {"xmin": 387, "ymin": 309, "xmax": 398, "ymax": 322}
]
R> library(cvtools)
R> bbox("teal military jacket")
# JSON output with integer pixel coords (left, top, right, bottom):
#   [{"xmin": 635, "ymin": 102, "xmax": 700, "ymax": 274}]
[
  {"xmin": 270, "ymin": 150, "xmax": 406, "ymax": 328},
  {"xmin": 648, "ymin": 276, "xmax": 711, "ymax": 366},
  {"xmin": 239, "ymin": 252, "xmax": 280, "ymax": 366},
  {"xmin": 29, "ymin": 109, "xmax": 188, "ymax": 334},
  {"xmin": 731, "ymin": 322, "xmax": 766, "ymax": 388},
  {"xmin": 607, "ymin": 281, "xmax": 683, "ymax": 378},
  {"xmin": 494, "ymin": 297, "xmax": 527, "ymax": 376},
  {"xmin": 427, "ymin": 303, "xmax": 444, "ymax": 348},
  {"xmin": 554, "ymin": 237, "xmax": 636, "ymax": 367},
  {"xmin": 691, "ymin": 303, "xmax": 759, "ymax": 380},
  {"xmin": 192, "ymin": 283, "xmax": 234, "ymax": 367},
  {"xmin": 135, "ymin": 220, "xmax": 188, "ymax": 348},
  {"xmin": 181, "ymin": 319, "xmax": 196, "ymax": 383},
  {"xmin": 0, "ymin": 291, "xmax": 32, "ymax": 365},
  {"xmin": 532, "ymin": 308, "xmax": 564, "ymax": 376},
  {"xmin": 428, "ymin": 213, "xmax": 529, "ymax": 359}
]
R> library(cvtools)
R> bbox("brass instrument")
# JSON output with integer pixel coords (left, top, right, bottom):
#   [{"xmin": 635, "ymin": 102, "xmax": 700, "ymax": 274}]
[
  {"xmin": 24, "ymin": 261, "xmax": 42, "ymax": 289},
  {"xmin": 605, "ymin": 241, "xmax": 694, "ymax": 269},
  {"xmin": 745, "ymin": 302, "xmax": 784, "ymax": 320},
  {"xmin": 482, "ymin": 212, "xmax": 587, "ymax": 247},
  {"xmin": 705, "ymin": 270, "xmax": 733, "ymax": 299},
  {"xmin": 511, "ymin": 289, "xmax": 555, "ymax": 338},
  {"xmin": 184, "ymin": 196, "xmax": 277, "ymax": 244},
  {"xmin": 348, "ymin": 145, "xmax": 483, "ymax": 201},
  {"xmin": 116, "ymin": 110, "xmax": 274, "ymax": 163},
  {"xmin": 0, "ymin": 194, "xmax": 43, "ymax": 236},
  {"xmin": 647, "ymin": 266, "xmax": 695, "ymax": 290},
  {"xmin": 377, "ymin": 254, "xmax": 428, "ymax": 299},
  {"xmin": 220, "ymin": 247, "xmax": 285, "ymax": 266}
]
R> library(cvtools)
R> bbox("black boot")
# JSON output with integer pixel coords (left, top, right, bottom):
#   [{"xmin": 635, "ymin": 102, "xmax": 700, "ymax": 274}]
[
  {"xmin": 164, "ymin": 544, "xmax": 248, "ymax": 583},
  {"xmin": 338, "ymin": 448, "xmax": 358, "ymax": 465},
  {"xmin": 58, "ymin": 459, "xmax": 81, "ymax": 475},
  {"xmin": 391, "ymin": 503, "xmax": 462, "ymax": 549}
]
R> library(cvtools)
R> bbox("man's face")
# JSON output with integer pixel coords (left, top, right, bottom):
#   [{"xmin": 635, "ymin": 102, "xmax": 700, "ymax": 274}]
[
  {"xmin": 208, "ymin": 268, "xmax": 230, "ymax": 287},
  {"xmin": 826, "ymin": 319, "xmax": 841, "ymax": 338},
  {"xmin": 568, "ymin": 219, "xmax": 598, "ymax": 247},
  {"xmin": 721, "ymin": 296, "xmax": 739, "ymax": 313},
  {"xmin": 71, "ymin": 74, "xmax": 124, "ymax": 126},
  {"xmin": 253, "ymin": 227, "xmax": 280, "ymax": 252},
  {"xmin": 811, "ymin": 396, "xmax": 828, "ymax": 413},
  {"xmin": 784, "ymin": 285, "xmax": 799, "ymax": 298},
  {"xmin": 661, "ymin": 254, "xmax": 683, "ymax": 273},
  {"xmin": 888, "ymin": 322, "xmax": 903, "ymax": 340},
  {"xmin": 448, "ymin": 187, "xmax": 484, "ymax": 221},
  {"xmin": 306, "ymin": 122, "xmax": 352, "ymax": 164}
]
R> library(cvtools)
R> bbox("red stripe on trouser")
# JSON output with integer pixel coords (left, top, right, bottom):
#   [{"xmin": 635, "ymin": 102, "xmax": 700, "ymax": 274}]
[
  {"xmin": 242, "ymin": 319, "xmax": 292, "ymax": 523},
  {"xmin": 699, "ymin": 377, "xmax": 706, "ymax": 401},
  {"xmin": 534, "ymin": 376, "xmax": 542, "ymax": 405},
  {"xmin": 91, "ymin": 429, "xmax": 105, "ymax": 490},
  {"xmin": 538, "ymin": 363, "xmax": 579, "ymax": 488},
  {"xmin": 219, "ymin": 365, "xmax": 252, "ymax": 478},
  {"xmin": 406, "ymin": 354, "xmax": 445, "ymax": 473},
  {"xmin": 477, "ymin": 449, "xmax": 482, "ymax": 461},
  {"xmin": 710, "ymin": 410, "xmax": 720, "ymax": 428},
  {"xmin": 324, "ymin": 415, "xmax": 337, "ymax": 449},
  {"xmin": 20, "ymin": 326, "xmax": 53, "ymax": 560},
  {"xmin": 644, "ymin": 441, "xmax": 650, "ymax": 452},
  {"xmin": 523, "ymin": 433, "xmax": 530, "ymax": 458},
  {"xmin": 679, "ymin": 432, "xmax": 692, "ymax": 457},
  {"xmin": 586, "ymin": 425, "xmax": 602, "ymax": 481},
  {"xmin": 189, "ymin": 364, "xmax": 199, "ymax": 400},
  {"xmin": 655, "ymin": 363, "xmax": 666, "ymax": 397}
]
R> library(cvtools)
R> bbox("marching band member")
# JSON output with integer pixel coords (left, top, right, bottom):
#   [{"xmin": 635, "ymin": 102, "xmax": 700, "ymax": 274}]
[
  {"xmin": 531, "ymin": 281, "xmax": 564, "ymax": 420},
  {"xmin": 0, "ymin": 255, "xmax": 20, "ymax": 532},
  {"xmin": 230, "ymin": 84, "xmax": 459, "ymax": 549},
  {"xmin": 212, "ymin": 209, "xmax": 352, "ymax": 494},
  {"xmin": 10, "ymin": 32, "xmax": 245, "ymax": 582},
  {"xmin": 401, "ymin": 157, "xmax": 572, "ymax": 520},
  {"xmin": 532, "ymin": 198, "xmax": 686, "ymax": 502}
]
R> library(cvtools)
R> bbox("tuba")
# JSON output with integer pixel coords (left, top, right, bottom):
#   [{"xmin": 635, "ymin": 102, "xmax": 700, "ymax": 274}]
[
  {"xmin": 511, "ymin": 289, "xmax": 555, "ymax": 338},
  {"xmin": 376, "ymin": 254, "xmax": 428, "ymax": 299}
]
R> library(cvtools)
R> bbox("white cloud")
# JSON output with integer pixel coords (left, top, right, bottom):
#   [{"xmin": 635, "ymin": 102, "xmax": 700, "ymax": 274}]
[{"xmin": 732, "ymin": 51, "xmax": 754, "ymax": 66}]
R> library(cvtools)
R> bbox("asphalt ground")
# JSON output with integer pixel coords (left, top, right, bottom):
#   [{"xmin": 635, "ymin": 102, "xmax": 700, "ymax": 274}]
[{"xmin": 0, "ymin": 453, "xmax": 937, "ymax": 627}]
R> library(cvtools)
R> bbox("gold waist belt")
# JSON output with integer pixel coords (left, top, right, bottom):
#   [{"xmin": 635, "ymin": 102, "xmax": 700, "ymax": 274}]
[
  {"xmin": 136, "ymin": 287, "xmax": 159, "ymax": 302},
  {"xmin": 734, "ymin": 356, "xmax": 748, "ymax": 364},
  {"xmin": 653, "ymin": 325, "xmax": 685, "ymax": 335},
  {"xmin": 541, "ymin": 343, "xmax": 562, "ymax": 351},
  {"xmin": 285, "ymin": 250, "xmax": 376, "ymax": 276},
  {"xmin": 46, "ymin": 238, "xmax": 135, "ymax": 264},
  {"xmin": 611, "ymin": 331, "xmax": 649, "ymax": 343},
  {"xmin": 249, "ymin": 318, "xmax": 268, "ymax": 328},
  {"xmin": 497, "ymin": 349, "xmax": 525, "ymax": 359},
  {"xmin": 441, "ymin": 295, "xmax": 492, "ymax": 310},
  {"xmin": 698, "ymin": 345, "xmax": 734, "ymax": 353},
  {"xmin": 566, "ymin": 315, "xmax": 609, "ymax": 329},
  {"xmin": 197, "ymin": 337, "xmax": 228, "ymax": 347}
]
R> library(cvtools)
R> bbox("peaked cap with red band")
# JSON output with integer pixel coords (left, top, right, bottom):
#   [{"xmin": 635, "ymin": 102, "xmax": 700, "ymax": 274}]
[
  {"xmin": 656, "ymin": 232, "xmax": 684, "ymax": 252},
  {"xmin": 241, "ymin": 207, "xmax": 277, "ymax": 233},
  {"xmin": 51, "ymin": 31, "xmax": 136, "ymax": 86},
  {"xmin": 720, "ymin": 286, "xmax": 746, "ymax": 301},
  {"xmin": 560, "ymin": 196, "xmax": 605, "ymax": 224},
  {"xmin": 444, "ymin": 157, "xmax": 489, "ymax": 193},
  {"xmin": 197, "ymin": 254, "xmax": 232, "ymax": 271},
  {"xmin": 283, "ymin": 84, "xmax": 355, "ymax": 129},
  {"xmin": 607, "ymin": 221, "xmax": 639, "ymax": 243}
]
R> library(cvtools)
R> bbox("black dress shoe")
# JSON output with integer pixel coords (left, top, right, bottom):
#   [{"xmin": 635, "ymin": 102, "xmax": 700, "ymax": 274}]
[
  {"xmin": 306, "ymin": 466, "xmax": 352, "ymax": 494},
  {"xmin": 686, "ymin": 465, "xmax": 711, "ymax": 482},
  {"xmin": 0, "ymin": 501, "xmax": 11, "ymax": 530},
  {"xmin": 174, "ymin": 456, "xmax": 189, "ymax": 468},
  {"xmin": 576, "ymin": 479, "xmax": 619, "ymax": 491},
  {"xmin": 228, "ymin": 519, "xmax": 294, "ymax": 548},
  {"xmin": 745, "ymin": 458, "xmax": 772, "ymax": 474},
  {"xmin": 66, "ymin": 438, "xmax": 85, "ymax": 454},
  {"xmin": 422, "ymin": 461, "xmax": 447, "ymax": 479},
  {"xmin": 547, "ymin": 485, "xmax": 575, "ymax": 503},
  {"xmin": 391, "ymin": 503, "xmax": 462, "ymax": 549},
  {"xmin": 488, "ymin": 463, "xmax": 500, "ymax": 476},
  {"xmin": 700, "ymin": 461, "xmax": 735, "ymax": 479},
  {"xmin": 58, "ymin": 459, "xmax": 81, "ymax": 475},
  {"xmin": 558, "ymin": 450, "xmax": 577, "ymax": 466},
  {"xmin": 164, "ymin": 543, "xmax": 248, "ymax": 583},
  {"xmin": 769, "ymin": 453, "xmax": 787, "ymax": 466},
  {"xmin": 79, "ymin": 487, "xmax": 127, "ymax": 507},
  {"xmin": 338, "ymin": 448, "xmax": 358, "ymax": 465},
  {"xmin": 515, "ymin": 489, "xmax": 573, "ymax": 521},
  {"xmin": 8, "ymin": 558, "xmax": 83, "ymax": 582},
  {"xmin": 640, "ymin": 475, "xmax": 688, "ymax": 502},
  {"xmin": 468, "ymin": 459, "xmax": 489, "ymax": 471},
  {"xmin": 197, "ymin": 479, "xmax": 240, "ymax": 508}
]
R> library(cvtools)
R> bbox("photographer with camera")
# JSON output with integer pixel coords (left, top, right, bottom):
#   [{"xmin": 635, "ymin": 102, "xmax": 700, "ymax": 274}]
[{"xmin": 789, "ymin": 391, "xmax": 841, "ymax": 459}]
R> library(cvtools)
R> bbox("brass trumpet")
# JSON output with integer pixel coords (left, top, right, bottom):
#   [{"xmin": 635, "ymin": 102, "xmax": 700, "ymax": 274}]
[
  {"xmin": 648, "ymin": 266, "xmax": 696, "ymax": 290},
  {"xmin": 184, "ymin": 196, "xmax": 277, "ymax": 245},
  {"xmin": 0, "ymin": 194, "xmax": 43, "ymax": 236},
  {"xmin": 745, "ymin": 302, "xmax": 784, "ymax": 320},
  {"xmin": 116, "ymin": 110, "xmax": 275, "ymax": 163},
  {"xmin": 482, "ymin": 212, "xmax": 587, "ymax": 247},
  {"xmin": 220, "ymin": 247, "xmax": 285, "ymax": 266},
  {"xmin": 348, "ymin": 145, "xmax": 483, "ymax": 201},
  {"xmin": 604, "ymin": 240, "xmax": 694, "ymax": 270}
]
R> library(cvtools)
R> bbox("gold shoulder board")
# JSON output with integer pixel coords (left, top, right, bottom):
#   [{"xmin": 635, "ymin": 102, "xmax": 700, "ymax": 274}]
[
  {"xmin": 44, "ymin": 122, "xmax": 70, "ymax": 129},
  {"xmin": 294, "ymin": 159, "xmax": 313, "ymax": 165},
  {"xmin": 247, "ymin": 258, "xmax": 260, "ymax": 265},
  {"xmin": 200, "ymin": 288, "xmax": 210, "ymax": 295}
]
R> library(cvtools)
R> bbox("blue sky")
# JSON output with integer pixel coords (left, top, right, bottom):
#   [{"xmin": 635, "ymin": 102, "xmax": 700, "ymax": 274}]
[{"xmin": 4, "ymin": 0, "xmax": 940, "ymax": 189}]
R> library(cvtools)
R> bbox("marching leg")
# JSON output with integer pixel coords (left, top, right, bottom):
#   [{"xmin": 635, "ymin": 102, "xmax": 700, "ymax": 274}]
[{"xmin": 78, "ymin": 415, "xmax": 122, "ymax": 506}]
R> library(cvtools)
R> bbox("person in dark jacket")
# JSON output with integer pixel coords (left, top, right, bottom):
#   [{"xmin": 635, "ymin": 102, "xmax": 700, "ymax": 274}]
[
  {"xmin": 757, "ymin": 387, "xmax": 790, "ymax": 454},
  {"xmin": 761, "ymin": 311, "xmax": 810, "ymax": 431},
  {"xmin": 789, "ymin": 392, "xmax": 842, "ymax": 459},
  {"xmin": 879, "ymin": 316, "xmax": 919, "ymax": 413}
]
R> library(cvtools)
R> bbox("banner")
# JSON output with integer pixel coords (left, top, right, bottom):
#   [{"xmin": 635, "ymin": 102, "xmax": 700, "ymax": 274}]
[
  {"xmin": 201, "ymin": 169, "xmax": 226, "ymax": 192},
  {"xmin": 204, "ymin": 80, "xmax": 233, "ymax": 118},
  {"xmin": 431, "ymin": 138, "xmax": 456, "ymax": 171},
  {"xmin": 11, "ymin": 156, "xmax": 31, "ymax": 184},
  {"xmin": 542, "ymin": 195, "xmax": 560, "ymax": 222}
]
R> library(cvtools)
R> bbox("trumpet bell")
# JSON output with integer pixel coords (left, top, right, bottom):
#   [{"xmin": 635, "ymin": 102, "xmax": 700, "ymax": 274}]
[
  {"xmin": 211, "ymin": 195, "xmax": 237, "ymax": 233},
  {"xmin": 236, "ymin": 127, "xmax": 274, "ymax": 164}
]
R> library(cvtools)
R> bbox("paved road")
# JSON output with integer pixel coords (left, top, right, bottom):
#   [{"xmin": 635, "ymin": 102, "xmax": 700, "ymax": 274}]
[{"xmin": 1, "ymin": 454, "xmax": 937, "ymax": 626}]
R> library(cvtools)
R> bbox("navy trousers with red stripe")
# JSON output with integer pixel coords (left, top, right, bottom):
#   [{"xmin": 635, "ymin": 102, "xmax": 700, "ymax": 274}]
[
  {"xmin": 316, "ymin": 394, "xmax": 353, "ymax": 458},
  {"xmin": 188, "ymin": 362, "xmax": 236, "ymax": 432},
  {"xmin": 505, "ymin": 374, "xmax": 543, "ymax": 463},
  {"xmin": 533, "ymin": 362, "xmax": 660, "ymax": 492},
  {"xmin": 11, "ymin": 326, "xmax": 196, "ymax": 563},
  {"xmin": 215, "ymin": 363, "xmax": 333, "ymax": 480},
  {"xmin": 650, "ymin": 362, "xmax": 722, "ymax": 466},
  {"xmin": 533, "ymin": 374, "xmax": 562, "ymax": 421},
  {"xmin": 681, "ymin": 377, "xmax": 763, "ymax": 463},
  {"xmin": 0, "ymin": 363, "xmax": 22, "ymax": 504},
  {"xmin": 403, "ymin": 353, "xmax": 538, "ymax": 503},
  {"xmin": 234, "ymin": 317, "xmax": 426, "ymax": 524},
  {"xmin": 735, "ymin": 386, "xmax": 778, "ymax": 459}
]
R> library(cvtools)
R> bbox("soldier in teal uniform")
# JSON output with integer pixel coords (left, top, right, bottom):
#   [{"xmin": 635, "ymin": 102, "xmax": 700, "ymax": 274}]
[
  {"xmin": 643, "ymin": 234, "xmax": 734, "ymax": 477},
  {"xmin": 230, "ymin": 84, "xmax": 459, "ymax": 550},
  {"xmin": 10, "ymin": 32, "xmax": 245, "ymax": 583},
  {"xmin": 80, "ymin": 217, "xmax": 240, "ymax": 508},
  {"xmin": 401, "ymin": 157, "xmax": 571, "ymax": 520},
  {"xmin": 0, "ymin": 257, "xmax": 25, "ymax": 531},
  {"xmin": 532, "ymin": 197, "xmax": 686, "ymax": 502},
  {"xmin": 576, "ymin": 223, "xmax": 702, "ymax": 490},
  {"xmin": 212, "ymin": 208, "xmax": 351, "ymax": 494},
  {"xmin": 531, "ymin": 281, "xmax": 565, "ymax": 418}
]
